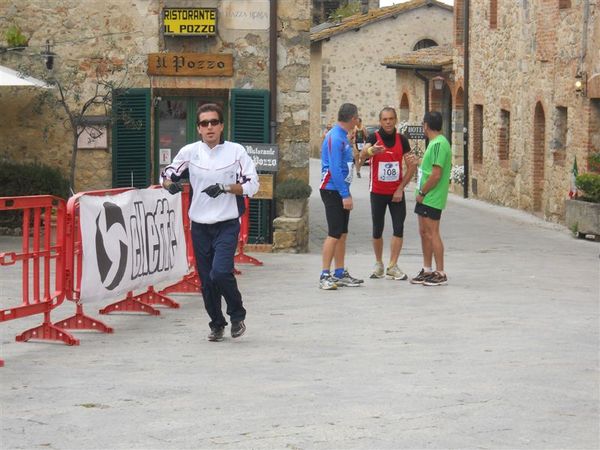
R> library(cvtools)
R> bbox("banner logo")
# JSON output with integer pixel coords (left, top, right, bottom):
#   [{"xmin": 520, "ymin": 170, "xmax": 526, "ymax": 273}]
[{"xmin": 95, "ymin": 202, "xmax": 128, "ymax": 290}]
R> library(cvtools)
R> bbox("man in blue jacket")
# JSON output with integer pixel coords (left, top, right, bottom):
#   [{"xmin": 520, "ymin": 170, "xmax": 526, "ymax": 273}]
[{"xmin": 319, "ymin": 103, "xmax": 363, "ymax": 290}]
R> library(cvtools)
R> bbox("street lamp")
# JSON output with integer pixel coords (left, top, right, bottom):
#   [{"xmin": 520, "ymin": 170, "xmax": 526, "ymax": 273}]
[{"xmin": 432, "ymin": 76, "xmax": 445, "ymax": 90}]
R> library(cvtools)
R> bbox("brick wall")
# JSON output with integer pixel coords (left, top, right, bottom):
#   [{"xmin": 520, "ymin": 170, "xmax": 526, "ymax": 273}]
[{"xmin": 462, "ymin": 0, "xmax": 597, "ymax": 222}]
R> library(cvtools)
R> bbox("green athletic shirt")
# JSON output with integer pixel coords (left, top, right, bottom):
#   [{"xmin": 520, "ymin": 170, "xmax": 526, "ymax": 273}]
[{"xmin": 418, "ymin": 134, "xmax": 452, "ymax": 210}]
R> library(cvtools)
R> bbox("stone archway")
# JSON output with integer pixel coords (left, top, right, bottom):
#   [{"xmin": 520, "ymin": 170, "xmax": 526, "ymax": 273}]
[
  {"xmin": 399, "ymin": 93, "xmax": 409, "ymax": 123},
  {"xmin": 533, "ymin": 102, "xmax": 546, "ymax": 211}
]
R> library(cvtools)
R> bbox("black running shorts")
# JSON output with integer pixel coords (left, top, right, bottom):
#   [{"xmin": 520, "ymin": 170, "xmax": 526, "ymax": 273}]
[
  {"xmin": 414, "ymin": 201, "xmax": 442, "ymax": 221},
  {"xmin": 320, "ymin": 189, "xmax": 350, "ymax": 239}
]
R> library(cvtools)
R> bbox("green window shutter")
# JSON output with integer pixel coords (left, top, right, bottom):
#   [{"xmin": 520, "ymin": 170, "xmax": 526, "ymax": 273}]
[
  {"xmin": 112, "ymin": 88, "xmax": 151, "ymax": 188},
  {"xmin": 231, "ymin": 89, "xmax": 269, "ymax": 143},
  {"xmin": 231, "ymin": 88, "xmax": 272, "ymax": 243}
]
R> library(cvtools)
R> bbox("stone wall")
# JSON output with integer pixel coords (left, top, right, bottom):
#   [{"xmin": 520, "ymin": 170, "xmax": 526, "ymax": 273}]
[
  {"xmin": 310, "ymin": 5, "xmax": 452, "ymax": 157},
  {"xmin": 465, "ymin": 1, "xmax": 598, "ymax": 222},
  {"xmin": 1, "ymin": 0, "xmax": 310, "ymax": 194},
  {"xmin": 0, "ymin": 0, "xmax": 159, "ymax": 191}
]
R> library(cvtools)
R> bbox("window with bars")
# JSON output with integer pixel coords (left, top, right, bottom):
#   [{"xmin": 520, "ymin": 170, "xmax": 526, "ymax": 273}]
[
  {"xmin": 473, "ymin": 105, "xmax": 484, "ymax": 165},
  {"xmin": 498, "ymin": 109, "xmax": 510, "ymax": 162}
]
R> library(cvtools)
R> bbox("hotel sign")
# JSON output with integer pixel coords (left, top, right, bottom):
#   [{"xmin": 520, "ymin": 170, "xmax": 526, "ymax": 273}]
[
  {"xmin": 163, "ymin": 8, "xmax": 217, "ymax": 36},
  {"xmin": 147, "ymin": 53, "xmax": 233, "ymax": 77}
]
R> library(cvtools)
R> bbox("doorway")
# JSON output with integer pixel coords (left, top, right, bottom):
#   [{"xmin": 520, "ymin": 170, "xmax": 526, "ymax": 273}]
[{"xmin": 154, "ymin": 94, "xmax": 228, "ymax": 181}]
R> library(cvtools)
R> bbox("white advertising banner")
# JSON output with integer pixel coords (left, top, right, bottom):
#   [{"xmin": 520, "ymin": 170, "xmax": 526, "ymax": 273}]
[{"xmin": 79, "ymin": 189, "xmax": 188, "ymax": 303}]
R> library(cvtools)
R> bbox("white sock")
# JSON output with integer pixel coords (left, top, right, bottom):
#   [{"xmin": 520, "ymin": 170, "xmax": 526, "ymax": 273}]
[{"xmin": 424, "ymin": 267, "xmax": 432, "ymax": 273}]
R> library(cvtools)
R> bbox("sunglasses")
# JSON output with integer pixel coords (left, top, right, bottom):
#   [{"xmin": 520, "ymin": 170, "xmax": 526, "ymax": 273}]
[{"xmin": 198, "ymin": 119, "xmax": 222, "ymax": 127}]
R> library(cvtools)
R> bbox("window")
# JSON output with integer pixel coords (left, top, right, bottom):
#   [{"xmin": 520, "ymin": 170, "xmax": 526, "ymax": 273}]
[
  {"xmin": 473, "ymin": 104, "xmax": 484, "ymax": 164},
  {"xmin": 498, "ymin": 109, "xmax": 510, "ymax": 162},
  {"xmin": 490, "ymin": 0, "xmax": 498, "ymax": 29},
  {"xmin": 413, "ymin": 39, "xmax": 437, "ymax": 51},
  {"xmin": 552, "ymin": 106, "xmax": 567, "ymax": 166}
]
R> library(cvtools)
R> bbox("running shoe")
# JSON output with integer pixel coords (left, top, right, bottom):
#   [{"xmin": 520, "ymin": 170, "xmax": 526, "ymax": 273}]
[
  {"xmin": 319, "ymin": 275, "xmax": 338, "ymax": 290},
  {"xmin": 386, "ymin": 264, "xmax": 408, "ymax": 280},
  {"xmin": 410, "ymin": 269, "xmax": 433, "ymax": 284},
  {"xmin": 332, "ymin": 270, "xmax": 363, "ymax": 287},
  {"xmin": 231, "ymin": 320, "xmax": 246, "ymax": 338},
  {"xmin": 370, "ymin": 261, "xmax": 385, "ymax": 279},
  {"xmin": 207, "ymin": 327, "xmax": 224, "ymax": 342},
  {"xmin": 423, "ymin": 271, "xmax": 448, "ymax": 286}
]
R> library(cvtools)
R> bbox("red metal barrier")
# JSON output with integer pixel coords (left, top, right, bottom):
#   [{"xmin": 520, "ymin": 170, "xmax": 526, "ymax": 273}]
[
  {"xmin": 62, "ymin": 187, "xmax": 175, "ymax": 321},
  {"xmin": 159, "ymin": 184, "xmax": 202, "ymax": 295},
  {"xmin": 0, "ymin": 195, "xmax": 79, "ymax": 364},
  {"xmin": 59, "ymin": 188, "xmax": 135, "ymax": 330},
  {"xmin": 235, "ymin": 197, "xmax": 263, "ymax": 266}
]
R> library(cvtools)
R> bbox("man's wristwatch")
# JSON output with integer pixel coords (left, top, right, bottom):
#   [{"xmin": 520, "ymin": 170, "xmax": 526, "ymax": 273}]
[{"xmin": 418, "ymin": 189, "xmax": 426, "ymax": 196}]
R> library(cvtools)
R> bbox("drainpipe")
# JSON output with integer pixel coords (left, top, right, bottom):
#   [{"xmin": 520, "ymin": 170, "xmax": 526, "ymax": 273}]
[
  {"xmin": 269, "ymin": 0, "xmax": 277, "ymax": 144},
  {"xmin": 579, "ymin": 0, "xmax": 590, "ymax": 74},
  {"xmin": 463, "ymin": 0, "xmax": 470, "ymax": 198}
]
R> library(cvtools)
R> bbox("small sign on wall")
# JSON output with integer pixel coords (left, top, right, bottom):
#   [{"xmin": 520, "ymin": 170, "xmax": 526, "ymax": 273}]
[
  {"xmin": 254, "ymin": 174, "xmax": 273, "ymax": 200},
  {"xmin": 77, "ymin": 126, "xmax": 108, "ymax": 150},
  {"xmin": 220, "ymin": 1, "xmax": 269, "ymax": 30},
  {"xmin": 147, "ymin": 53, "xmax": 233, "ymax": 77},
  {"xmin": 244, "ymin": 143, "xmax": 279, "ymax": 172},
  {"xmin": 163, "ymin": 8, "xmax": 217, "ymax": 36},
  {"xmin": 159, "ymin": 148, "xmax": 171, "ymax": 165}
]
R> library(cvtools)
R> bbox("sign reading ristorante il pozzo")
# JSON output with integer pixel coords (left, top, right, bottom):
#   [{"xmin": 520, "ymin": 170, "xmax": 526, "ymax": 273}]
[{"xmin": 163, "ymin": 7, "xmax": 217, "ymax": 36}]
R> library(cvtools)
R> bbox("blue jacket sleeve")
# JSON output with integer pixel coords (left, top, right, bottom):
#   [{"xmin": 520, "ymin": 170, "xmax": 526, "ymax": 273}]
[{"xmin": 327, "ymin": 134, "xmax": 350, "ymax": 198}]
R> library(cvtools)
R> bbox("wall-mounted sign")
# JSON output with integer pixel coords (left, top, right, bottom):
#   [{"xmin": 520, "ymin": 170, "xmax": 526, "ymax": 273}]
[
  {"xmin": 254, "ymin": 174, "xmax": 274, "ymax": 200},
  {"xmin": 163, "ymin": 8, "xmax": 217, "ymax": 36},
  {"xmin": 220, "ymin": 0, "xmax": 269, "ymax": 30},
  {"xmin": 159, "ymin": 148, "xmax": 171, "ymax": 165},
  {"xmin": 147, "ymin": 53, "xmax": 233, "ymax": 77},
  {"xmin": 244, "ymin": 143, "xmax": 279, "ymax": 172},
  {"xmin": 405, "ymin": 125, "xmax": 425, "ymax": 140},
  {"xmin": 77, "ymin": 126, "xmax": 108, "ymax": 149}
]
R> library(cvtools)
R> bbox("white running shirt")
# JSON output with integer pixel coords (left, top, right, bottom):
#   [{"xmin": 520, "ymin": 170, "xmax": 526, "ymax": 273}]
[{"xmin": 162, "ymin": 140, "xmax": 259, "ymax": 224}]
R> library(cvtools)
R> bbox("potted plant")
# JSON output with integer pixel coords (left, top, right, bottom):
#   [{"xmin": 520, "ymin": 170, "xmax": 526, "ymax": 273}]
[
  {"xmin": 275, "ymin": 178, "xmax": 312, "ymax": 218},
  {"xmin": 5, "ymin": 24, "xmax": 28, "ymax": 50},
  {"xmin": 566, "ymin": 170, "xmax": 600, "ymax": 239}
]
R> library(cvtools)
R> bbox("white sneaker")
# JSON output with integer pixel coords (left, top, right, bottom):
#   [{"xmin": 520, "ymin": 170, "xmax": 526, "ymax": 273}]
[
  {"xmin": 386, "ymin": 264, "xmax": 408, "ymax": 280},
  {"xmin": 319, "ymin": 275, "xmax": 338, "ymax": 290},
  {"xmin": 370, "ymin": 261, "xmax": 385, "ymax": 279}
]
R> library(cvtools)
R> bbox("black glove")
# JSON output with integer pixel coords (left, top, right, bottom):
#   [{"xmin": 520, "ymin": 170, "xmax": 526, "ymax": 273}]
[
  {"xmin": 170, "ymin": 168, "xmax": 189, "ymax": 182},
  {"xmin": 166, "ymin": 182, "xmax": 183, "ymax": 195},
  {"xmin": 202, "ymin": 183, "xmax": 227, "ymax": 198}
]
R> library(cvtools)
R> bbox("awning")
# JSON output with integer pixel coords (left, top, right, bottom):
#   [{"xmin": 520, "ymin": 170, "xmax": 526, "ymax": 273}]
[{"xmin": 0, "ymin": 64, "xmax": 52, "ymax": 88}]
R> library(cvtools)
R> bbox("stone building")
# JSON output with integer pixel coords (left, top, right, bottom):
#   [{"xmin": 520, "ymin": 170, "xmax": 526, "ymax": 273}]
[
  {"xmin": 310, "ymin": 0, "xmax": 453, "ymax": 157},
  {"xmin": 385, "ymin": 0, "xmax": 599, "ymax": 223},
  {"xmin": 0, "ymin": 0, "xmax": 310, "ymax": 247}
]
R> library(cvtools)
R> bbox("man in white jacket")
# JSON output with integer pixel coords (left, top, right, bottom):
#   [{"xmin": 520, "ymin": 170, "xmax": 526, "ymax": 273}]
[{"xmin": 161, "ymin": 103, "xmax": 259, "ymax": 342}]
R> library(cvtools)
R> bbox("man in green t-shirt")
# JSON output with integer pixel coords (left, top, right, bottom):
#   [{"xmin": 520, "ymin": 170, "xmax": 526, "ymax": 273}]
[{"xmin": 410, "ymin": 111, "xmax": 452, "ymax": 286}]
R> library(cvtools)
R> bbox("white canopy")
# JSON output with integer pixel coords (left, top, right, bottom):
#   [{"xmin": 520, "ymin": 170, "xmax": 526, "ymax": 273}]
[{"xmin": 0, "ymin": 64, "xmax": 51, "ymax": 87}]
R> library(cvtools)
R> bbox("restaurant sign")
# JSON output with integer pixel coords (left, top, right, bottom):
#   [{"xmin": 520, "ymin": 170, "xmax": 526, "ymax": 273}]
[
  {"xmin": 147, "ymin": 53, "xmax": 233, "ymax": 77},
  {"xmin": 163, "ymin": 8, "xmax": 217, "ymax": 36}
]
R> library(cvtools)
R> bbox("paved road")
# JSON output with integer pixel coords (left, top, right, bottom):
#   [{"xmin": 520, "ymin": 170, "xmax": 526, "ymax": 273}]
[{"xmin": 0, "ymin": 158, "xmax": 598, "ymax": 449}]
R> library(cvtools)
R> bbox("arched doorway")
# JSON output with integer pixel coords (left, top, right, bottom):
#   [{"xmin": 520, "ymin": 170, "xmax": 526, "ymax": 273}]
[
  {"xmin": 430, "ymin": 81, "xmax": 452, "ymax": 143},
  {"xmin": 399, "ymin": 93, "xmax": 409, "ymax": 123},
  {"xmin": 533, "ymin": 102, "xmax": 546, "ymax": 211}
]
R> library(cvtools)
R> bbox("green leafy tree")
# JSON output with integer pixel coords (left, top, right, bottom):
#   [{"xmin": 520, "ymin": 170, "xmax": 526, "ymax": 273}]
[{"xmin": 16, "ymin": 56, "xmax": 133, "ymax": 191}]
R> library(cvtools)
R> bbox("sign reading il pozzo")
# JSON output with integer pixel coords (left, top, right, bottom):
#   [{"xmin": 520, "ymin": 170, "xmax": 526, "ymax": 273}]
[
  {"xmin": 163, "ymin": 8, "xmax": 217, "ymax": 36},
  {"xmin": 147, "ymin": 53, "xmax": 233, "ymax": 77}
]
